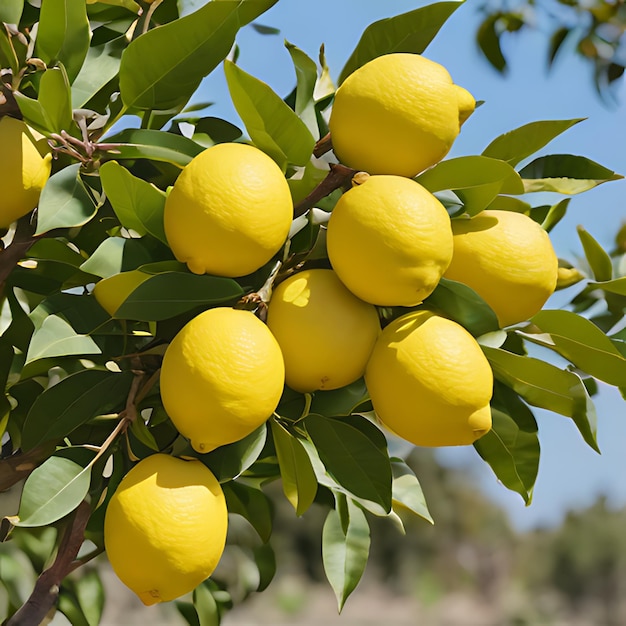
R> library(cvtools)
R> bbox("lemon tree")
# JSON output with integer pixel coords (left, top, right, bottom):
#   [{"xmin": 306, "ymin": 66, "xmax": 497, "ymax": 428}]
[{"xmin": 0, "ymin": 1, "xmax": 625, "ymax": 625}]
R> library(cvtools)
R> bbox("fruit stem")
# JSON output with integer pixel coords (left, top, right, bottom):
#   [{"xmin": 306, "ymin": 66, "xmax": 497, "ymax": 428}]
[{"xmin": 293, "ymin": 163, "xmax": 358, "ymax": 218}]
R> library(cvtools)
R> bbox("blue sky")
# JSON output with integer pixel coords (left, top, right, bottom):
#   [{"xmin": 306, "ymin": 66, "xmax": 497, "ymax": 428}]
[{"xmin": 192, "ymin": 0, "xmax": 626, "ymax": 530}]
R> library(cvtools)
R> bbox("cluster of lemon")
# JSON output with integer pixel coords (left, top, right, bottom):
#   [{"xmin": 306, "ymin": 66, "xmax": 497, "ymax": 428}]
[{"xmin": 103, "ymin": 53, "xmax": 560, "ymax": 606}]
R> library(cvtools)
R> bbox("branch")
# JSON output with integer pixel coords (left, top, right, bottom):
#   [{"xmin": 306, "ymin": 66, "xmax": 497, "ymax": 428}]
[
  {"xmin": 6, "ymin": 501, "xmax": 91, "ymax": 626},
  {"xmin": 0, "ymin": 216, "xmax": 39, "ymax": 297},
  {"xmin": 293, "ymin": 163, "xmax": 358, "ymax": 218},
  {"xmin": 0, "ymin": 442, "xmax": 56, "ymax": 493}
]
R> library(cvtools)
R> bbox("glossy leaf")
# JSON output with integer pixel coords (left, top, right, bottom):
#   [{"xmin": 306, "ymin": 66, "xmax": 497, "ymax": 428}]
[
  {"xmin": 474, "ymin": 394, "xmax": 539, "ymax": 504},
  {"xmin": 525, "ymin": 310, "xmax": 626, "ymax": 388},
  {"xmin": 285, "ymin": 41, "xmax": 319, "ymax": 139},
  {"xmin": 21, "ymin": 370, "xmax": 133, "ymax": 451},
  {"xmin": 482, "ymin": 118, "xmax": 584, "ymax": 167},
  {"xmin": 35, "ymin": 0, "xmax": 91, "ymax": 83},
  {"xmin": 322, "ymin": 500, "xmax": 370, "ymax": 611},
  {"xmin": 224, "ymin": 60, "xmax": 315, "ymax": 168},
  {"xmin": 0, "ymin": 0, "xmax": 23, "ymax": 24},
  {"xmin": 425, "ymin": 277, "xmax": 500, "ymax": 337},
  {"xmin": 339, "ymin": 2, "xmax": 462, "ymax": 84},
  {"xmin": 391, "ymin": 460, "xmax": 433, "ymax": 523},
  {"xmin": 271, "ymin": 420, "xmax": 317, "ymax": 516},
  {"xmin": 223, "ymin": 481, "xmax": 272, "ymax": 543},
  {"xmin": 201, "ymin": 424, "xmax": 268, "ymax": 483},
  {"xmin": 519, "ymin": 154, "xmax": 623, "ymax": 194},
  {"xmin": 101, "ymin": 128, "xmax": 204, "ymax": 168},
  {"xmin": 190, "ymin": 116, "xmax": 243, "ymax": 147},
  {"xmin": 588, "ymin": 277, "xmax": 626, "ymax": 296},
  {"xmin": 483, "ymin": 346, "xmax": 599, "ymax": 452},
  {"xmin": 417, "ymin": 156, "xmax": 524, "ymax": 215},
  {"xmin": 25, "ymin": 315, "xmax": 101, "ymax": 364},
  {"xmin": 100, "ymin": 161, "xmax": 167, "ymax": 243},
  {"xmin": 111, "ymin": 271, "xmax": 244, "ymax": 321},
  {"xmin": 79, "ymin": 237, "xmax": 155, "ymax": 279},
  {"xmin": 577, "ymin": 225, "xmax": 613, "ymax": 282},
  {"xmin": 35, "ymin": 164, "xmax": 98, "ymax": 235},
  {"xmin": 310, "ymin": 378, "xmax": 370, "ymax": 417},
  {"xmin": 119, "ymin": 0, "xmax": 278, "ymax": 111},
  {"xmin": 541, "ymin": 198, "xmax": 570, "ymax": 232},
  {"xmin": 7, "ymin": 456, "xmax": 91, "ymax": 527},
  {"xmin": 304, "ymin": 413, "xmax": 392, "ymax": 512}
]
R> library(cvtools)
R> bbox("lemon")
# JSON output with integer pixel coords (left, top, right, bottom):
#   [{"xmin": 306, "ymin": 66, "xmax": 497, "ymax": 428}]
[
  {"xmin": 326, "ymin": 175, "xmax": 453, "ymax": 306},
  {"xmin": 160, "ymin": 307, "xmax": 285, "ymax": 452},
  {"xmin": 92, "ymin": 270, "xmax": 151, "ymax": 317},
  {"xmin": 266, "ymin": 269, "xmax": 380, "ymax": 393},
  {"xmin": 329, "ymin": 53, "xmax": 475, "ymax": 177},
  {"xmin": 104, "ymin": 453, "xmax": 227, "ymax": 606},
  {"xmin": 0, "ymin": 116, "xmax": 52, "ymax": 229},
  {"xmin": 444, "ymin": 210, "xmax": 559, "ymax": 327},
  {"xmin": 365, "ymin": 310, "xmax": 492, "ymax": 447},
  {"xmin": 164, "ymin": 142, "xmax": 293, "ymax": 277}
]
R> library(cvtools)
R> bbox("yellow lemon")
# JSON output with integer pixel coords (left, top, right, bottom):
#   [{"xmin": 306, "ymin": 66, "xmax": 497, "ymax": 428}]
[
  {"xmin": 444, "ymin": 210, "xmax": 559, "ymax": 327},
  {"xmin": 329, "ymin": 53, "xmax": 475, "ymax": 177},
  {"xmin": 92, "ymin": 270, "xmax": 151, "ymax": 317},
  {"xmin": 326, "ymin": 175, "xmax": 453, "ymax": 306},
  {"xmin": 164, "ymin": 142, "xmax": 293, "ymax": 277},
  {"xmin": 104, "ymin": 454, "xmax": 227, "ymax": 606},
  {"xmin": 0, "ymin": 116, "xmax": 52, "ymax": 229},
  {"xmin": 266, "ymin": 269, "xmax": 380, "ymax": 393},
  {"xmin": 365, "ymin": 310, "xmax": 493, "ymax": 447},
  {"xmin": 160, "ymin": 307, "xmax": 285, "ymax": 453}
]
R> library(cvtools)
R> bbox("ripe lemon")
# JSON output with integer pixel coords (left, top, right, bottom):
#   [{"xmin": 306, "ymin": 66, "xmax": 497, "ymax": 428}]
[
  {"xmin": 104, "ymin": 453, "xmax": 227, "ymax": 606},
  {"xmin": 0, "ymin": 116, "xmax": 52, "ymax": 229},
  {"xmin": 160, "ymin": 307, "xmax": 285, "ymax": 452},
  {"xmin": 163, "ymin": 142, "xmax": 293, "ymax": 277},
  {"xmin": 92, "ymin": 270, "xmax": 151, "ymax": 317},
  {"xmin": 444, "ymin": 210, "xmax": 559, "ymax": 327},
  {"xmin": 365, "ymin": 310, "xmax": 493, "ymax": 447},
  {"xmin": 266, "ymin": 269, "xmax": 380, "ymax": 393},
  {"xmin": 329, "ymin": 53, "xmax": 475, "ymax": 177},
  {"xmin": 326, "ymin": 175, "xmax": 453, "ymax": 307}
]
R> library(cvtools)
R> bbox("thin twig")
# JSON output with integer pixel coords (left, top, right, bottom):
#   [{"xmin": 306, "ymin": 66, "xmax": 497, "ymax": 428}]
[{"xmin": 293, "ymin": 163, "xmax": 357, "ymax": 218}]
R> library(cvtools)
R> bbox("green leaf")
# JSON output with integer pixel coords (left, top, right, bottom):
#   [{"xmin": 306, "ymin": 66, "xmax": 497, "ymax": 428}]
[
  {"xmin": 71, "ymin": 36, "xmax": 126, "ymax": 109},
  {"xmin": 201, "ymin": 423, "xmax": 267, "ymax": 483},
  {"xmin": 99, "ymin": 161, "xmax": 167, "ymax": 243},
  {"xmin": 79, "ymin": 237, "xmax": 155, "ymax": 279},
  {"xmin": 304, "ymin": 413, "xmax": 392, "ymax": 513},
  {"xmin": 519, "ymin": 154, "xmax": 623, "ymax": 194},
  {"xmin": 474, "ymin": 384, "xmax": 539, "ymax": 504},
  {"xmin": 482, "ymin": 119, "xmax": 584, "ymax": 167},
  {"xmin": 285, "ymin": 41, "xmax": 319, "ymax": 139},
  {"xmin": 417, "ymin": 156, "xmax": 524, "ymax": 215},
  {"xmin": 101, "ymin": 128, "xmax": 205, "ymax": 168},
  {"xmin": 223, "ymin": 481, "xmax": 272, "ymax": 543},
  {"xmin": 577, "ymin": 225, "xmax": 613, "ymax": 282},
  {"xmin": 339, "ymin": 2, "xmax": 462, "ymax": 84},
  {"xmin": 482, "ymin": 346, "xmax": 599, "ymax": 452},
  {"xmin": 425, "ymin": 277, "xmax": 500, "ymax": 337},
  {"xmin": 25, "ymin": 314, "xmax": 101, "ymax": 364},
  {"xmin": 21, "ymin": 370, "xmax": 133, "ymax": 451},
  {"xmin": 57, "ymin": 589, "xmax": 90, "ymax": 626},
  {"xmin": 541, "ymin": 198, "xmax": 570, "ymax": 232},
  {"xmin": 322, "ymin": 500, "xmax": 370, "ymax": 611},
  {"xmin": 111, "ymin": 271, "xmax": 244, "ymax": 321},
  {"xmin": 476, "ymin": 14, "xmax": 506, "ymax": 72},
  {"xmin": 35, "ymin": 164, "xmax": 98, "ymax": 235},
  {"xmin": 0, "ymin": 1, "xmax": 23, "ymax": 24},
  {"xmin": 310, "ymin": 378, "xmax": 370, "ymax": 417},
  {"xmin": 270, "ymin": 420, "xmax": 317, "ymax": 516},
  {"xmin": 588, "ymin": 277, "xmax": 626, "ymax": 296},
  {"xmin": 224, "ymin": 60, "xmax": 315, "ymax": 168},
  {"xmin": 192, "ymin": 582, "xmax": 220, "ymax": 626},
  {"xmin": 63, "ymin": 570, "xmax": 105, "ymax": 626},
  {"xmin": 119, "ymin": 0, "xmax": 253, "ymax": 111},
  {"xmin": 7, "ymin": 456, "xmax": 91, "ymax": 527},
  {"xmin": 35, "ymin": 0, "xmax": 91, "ymax": 84},
  {"xmin": 190, "ymin": 116, "xmax": 242, "ymax": 148},
  {"xmin": 253, "ymin": 542, "xmax": 276, "ymax": 592},
  {"xmin": 524, "ymin": 310, "xmax": 626, "ymax": 388},
  {"xmin": 390, "ymin": 460, "xmax": 433, "ymax": 523},
  {"xmin": 0, "ymin": 23, "xmax": 19, "ymax": 75}
]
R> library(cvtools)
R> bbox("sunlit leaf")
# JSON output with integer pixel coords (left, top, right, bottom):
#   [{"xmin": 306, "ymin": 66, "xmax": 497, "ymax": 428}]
[
  {"xmin": 7, "ymin": 456, "xmax": 91, "ymax": 527},
  {"xmin": 192, "ymin": 581, "xmax": 220, "ymax": 626},
  {"xmin": 0, "ymin": 0, "xmax": 23, "ymax": 24},
  {"xmin": 588, "ymin": 277, "xmax": 626, "ymax": 296},
  {"xmin": 482, "ymin": 118, "xmax": 584, "ymax": 167},
  {"xmin": 339, "ymin": 2, "xmax": 462, "ymax": 84},
  {"xmin": 322, "ymin": 499, "xmax": 370, "ymax": 611},
  {"xmin": 541, "ymin": 198, "xmax": 570, "ymax": 232},
  {"xmin": 577, "ymin": 225, "xmax": 613, "ymax": 282},
  {"xmin": 390, "ymin": 460, "xmax": 433, "ymax": 523},
  {"xmin": 285, "ymin": 41, "xmax": 319, "ymax": 139},
  {"xmin": 224, "ymin": 60, "xmax": 315, "ymax": 168},
  {"xmin": 271, "ymin": 420, "xmax": 317, "ymax": 516}
]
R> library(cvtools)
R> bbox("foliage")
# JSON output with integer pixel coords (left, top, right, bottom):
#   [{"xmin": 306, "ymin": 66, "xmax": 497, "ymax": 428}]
[
  {"xmin": 0, "ymin": 0, "xmax": 624, "ymax": 624},
  {"xmin": 476, "ymin": 0, "xmax": 626, "ymax": 97}
]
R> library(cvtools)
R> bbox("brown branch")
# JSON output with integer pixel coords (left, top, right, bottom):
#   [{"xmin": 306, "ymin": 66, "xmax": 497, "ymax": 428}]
[
  {"xmin": 293, "ymin": 163, "xmax": 358, "ymax": 218},
  {"xmin": 313, "ymin": 132, "xmax": 333, "ymax": 158},
  {"xmin": 0, "ymin": 442, "xmax": 56, "ymax": 493},
  {"xmin": 6, "ymin": 501, "xmax": 91, "ymax": 626},
  {"xmin": 0, "ymin": 216, "xmax": 39, "ymax": 293}
]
